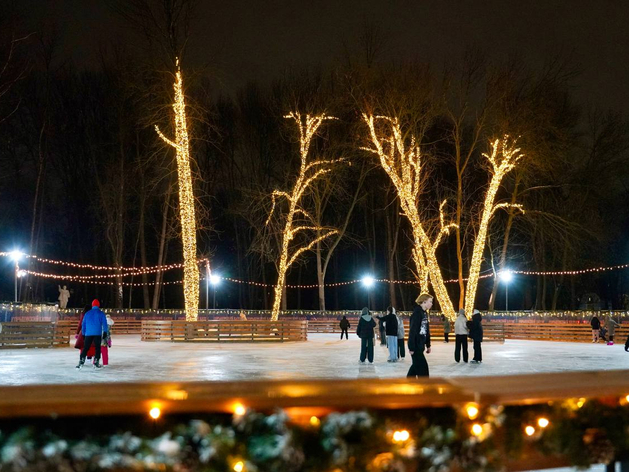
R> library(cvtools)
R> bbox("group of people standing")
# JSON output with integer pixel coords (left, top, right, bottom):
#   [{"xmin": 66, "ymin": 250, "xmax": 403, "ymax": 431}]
[
  {"xmin": 353, "ymin": 306, "xmax": 406, "ymax": 364},
  {"xmin": 349, "ymin": 293, "xmax": 486, "ymax": 377},
  {"xmin": 590, "ymin": 315, "xmax": 621, "ymax": 345}
]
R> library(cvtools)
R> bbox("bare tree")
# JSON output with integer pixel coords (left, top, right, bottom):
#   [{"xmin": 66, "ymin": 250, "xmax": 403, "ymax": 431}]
[{"xmin": 265, "ymin": 112, "xmax": 343, "ymax": 320}]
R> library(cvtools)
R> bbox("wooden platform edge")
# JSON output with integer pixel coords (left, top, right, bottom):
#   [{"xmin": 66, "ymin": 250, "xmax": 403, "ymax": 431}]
[{"xmin": 1, "ymin": 370, "xmax": 629, "ymax": 419}]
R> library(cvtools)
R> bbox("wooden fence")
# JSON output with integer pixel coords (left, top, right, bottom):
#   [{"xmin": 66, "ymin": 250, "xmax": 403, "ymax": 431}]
[
  {"xmin": 502, "ymin": 322, "xmax": 629, "ymax": 343},
  {"xmin": 141, "ymin": 320, "xmax": 308, "ymax": 342},
  {"xmin": 3, "ymin": 319, "xmax": 627, "ymax": 348},
  {"xmin": 308, "ymin": 320, "xmax": 506, "ymax": 343},
  {"xmin": 0, "ymin": 322, "xmax": 68, "ymax": 349}
]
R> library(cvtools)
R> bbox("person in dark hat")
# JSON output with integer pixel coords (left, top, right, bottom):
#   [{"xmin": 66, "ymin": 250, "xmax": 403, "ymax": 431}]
[
  {"xmin": 470, "ymin": 309, "xmax": 484, "ymax": 364},
  {"xmin": 76, "ymin": 299, "xmax": 108, "ymax": 369}
]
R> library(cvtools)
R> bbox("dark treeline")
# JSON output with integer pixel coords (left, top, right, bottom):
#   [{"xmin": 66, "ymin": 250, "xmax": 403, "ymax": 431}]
[{"xmin": 1, "ymin": 9, "xmax": 629, "ymax": 312}]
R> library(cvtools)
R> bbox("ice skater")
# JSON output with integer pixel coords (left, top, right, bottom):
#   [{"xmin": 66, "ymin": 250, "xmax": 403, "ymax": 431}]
[
  {"xmin": 339, "ymin": 316, "xmax": 350, "ymax": 340},
  {"xmin": 356, "ymin": 307, "xmax": 376, "ymax": 364},
  {"xmin": 407, "ymin": 293, "xmax": 432, "ymax": 377},
  {"xmin": 76, "ymin": 299, "xmax": 108, "ymax": 370},
  {"xmin": 383, "ymin": 306, "xmax": 399, "ymax": 362},
  {"xmin": 454, "ymin": 308, "xmax": 469, "ymax": 363},
  {"xmin": 470, "ymin": 309, "xmax": 483, "ymax": 364}
]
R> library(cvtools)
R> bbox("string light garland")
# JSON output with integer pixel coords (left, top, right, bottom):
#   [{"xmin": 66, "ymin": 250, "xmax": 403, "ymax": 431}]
[
  {"xmin": 4, "ymin": 397, "xmax": 629, "ymax": 470},
  {"xmin": 5, "ymin": 253, "xmax": 629, "ymax": 280},
  {"xmin": 14, "ymin": 267, "xmax": 629, "ymax": 290},
  {"xmin": 155, "ymin": 58, "xmax": 200, "ymax": 322},
  {"xmin": 267, "ymin": 112, "xmax": 343, "ymax": 321}
]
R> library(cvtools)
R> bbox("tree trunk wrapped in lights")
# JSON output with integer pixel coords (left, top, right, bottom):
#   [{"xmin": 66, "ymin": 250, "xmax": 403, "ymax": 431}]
[
  {"xmin": 463, "ymin": 137, "xmax": 524, "ymax": 316},
  {"xmin": 267, "ymin": 112, "xmax": 343, "ymax": 321},
  {"xmin": 155, "ymin": 60, "xmax": 200, "ymax": 322},
  {"xmin": 363, "ymin": 115, "xmax": 458, "ymax": 320},
  {"xmin": 363, "ymin": 115, "xmax": 524, "ymax": 320}
]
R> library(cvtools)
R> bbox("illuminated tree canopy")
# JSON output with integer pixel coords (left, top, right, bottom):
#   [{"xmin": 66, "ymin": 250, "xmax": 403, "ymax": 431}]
[
  {"xmin": 267, "ymin": 112, "xmax": 343, "ymax": 321},
  {"xmin": 363, "ymin": 114, "xmax": 524, "ymax": 319}
]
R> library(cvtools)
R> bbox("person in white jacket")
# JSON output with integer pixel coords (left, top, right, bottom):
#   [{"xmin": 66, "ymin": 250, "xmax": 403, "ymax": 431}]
[
  {"xmin": 454, "ymin": 308, "xmax": 469, "ymax": 363},
  {"xmin": 395, "ymin": 310, "xmax": 405, "ymax": 360}
]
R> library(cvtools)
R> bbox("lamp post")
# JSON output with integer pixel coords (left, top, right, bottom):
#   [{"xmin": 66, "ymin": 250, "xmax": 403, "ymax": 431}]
[
  {"xmin": 361, "ymin": 275, "xmax": 375, "ymax": 308},
  {"xmin": 209, "ymin": 274, "xmax": 221, "ymax": 309},
  {"xmin": 498, "ymin": 270, "xmax": 513, "ymax": 312},
  {"xmin": 9, "ymin": 251, "xmax": 23, "ymax": 303},
  {"xmin": 205, "ymin": 263, "xmax": 210, "ymax": 310}
]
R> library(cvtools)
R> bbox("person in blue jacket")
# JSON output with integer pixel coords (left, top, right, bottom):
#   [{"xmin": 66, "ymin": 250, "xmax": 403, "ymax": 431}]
[{"xmin": 76, "ymin": 299, "xmax": 108, "ymax": 369}]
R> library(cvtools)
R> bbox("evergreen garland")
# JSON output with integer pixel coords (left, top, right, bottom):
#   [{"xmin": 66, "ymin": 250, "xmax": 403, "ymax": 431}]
[{"xmin": 1, "ymin": 398, "xmax": 628, "ymax": 471}]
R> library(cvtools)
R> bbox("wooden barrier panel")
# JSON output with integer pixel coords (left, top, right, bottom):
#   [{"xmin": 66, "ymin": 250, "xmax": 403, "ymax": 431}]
[
  {"xmin": 308, "ymin": 320, "xmax": 505, "ymax": 343},
  {"xmin": 141, "ymin": 320, "xmax": 308, "ymax": 342},
  {"xmin": 503, "ymin": 322, "xmax": 629, "ymax": 343},
  {"xmin": 0, "ymin": 322, "xmax": 67, "ymax": 349}
]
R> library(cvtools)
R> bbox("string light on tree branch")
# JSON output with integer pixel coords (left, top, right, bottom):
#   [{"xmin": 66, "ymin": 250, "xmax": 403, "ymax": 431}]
[
  {"xmin": 155, "ymin": 58, "xmax": 200, "ymax": 322},
  {"xmin": 267, "ymin": 112, "xmax": 343, "ymax": 321},
  {"xmin": 464, "ymin": 137, "xmax": 525, "ymax": 317},
  {"xmin": 362, "ymin": 114, "xmax": 457, "ymax": 319}
]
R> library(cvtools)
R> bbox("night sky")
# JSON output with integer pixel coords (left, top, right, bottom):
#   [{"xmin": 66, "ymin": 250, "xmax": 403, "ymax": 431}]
[
  {"xmin": 17, "ymin": 0, "xmax": 629, "ymax": 111},
  {"xmin": 3, "ymin": 0, "xmax": 629, "ymax": 309}
]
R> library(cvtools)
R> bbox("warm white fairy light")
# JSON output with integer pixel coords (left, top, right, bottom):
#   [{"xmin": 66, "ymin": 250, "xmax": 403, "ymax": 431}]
[
  {"xmin": 155, "ymin": 59, "xmax": 200, "ymax": 322},
  {"xmin": 463, "ymin": 137, "xmax": 524, "ymax": 316},
  {"xmin": 267, "ymin": 112, "xmax": 343, "ymax": 321},
  {"xmin": 362, "ymin": 114, "xmax": 457, "ymax": 320}
]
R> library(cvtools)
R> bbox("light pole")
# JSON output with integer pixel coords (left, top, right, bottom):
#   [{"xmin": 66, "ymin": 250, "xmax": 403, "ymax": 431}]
[
  {"xmin": 361, "ymin": 275, "xmax": 375, "ymax": 308},
  {"xmin": 205, "ymin": 263, "xmax": 210, "ymax": 309},
  {"xmin": 9, "ymin": 250, "xmax": 23, "ymax": 303},
  {"xmin": 498, "ymin": 270, "xmax": 513, "ymax": 312},
  {"xmin": 209, "ymin": 274, "xmax": 221, "ymax": 309}
]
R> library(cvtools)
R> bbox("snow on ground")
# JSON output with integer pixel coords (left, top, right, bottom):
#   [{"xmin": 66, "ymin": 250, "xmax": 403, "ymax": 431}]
[{"xmin": 1, "ymin": 333, "xmax": 628, "ymax": 386}]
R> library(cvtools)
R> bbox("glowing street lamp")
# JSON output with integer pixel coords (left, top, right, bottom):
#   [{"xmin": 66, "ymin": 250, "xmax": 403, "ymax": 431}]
[
  {"xmin": 9, "ymin": 251, "xmax": 24, "ymax": 303},
  {"xmin": 498, "ymin": 270, "xmax": 514, "ymax": 312},
  {"xmin": 361, "ymin": 275, "xmax": 375, "ymax": 307},
  {"xmin": 210, "ymin": 274, "xmax": 221, "ymax": 309}
]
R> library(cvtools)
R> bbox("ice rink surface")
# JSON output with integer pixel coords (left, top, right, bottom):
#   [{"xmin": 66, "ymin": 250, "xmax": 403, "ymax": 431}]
[{"xmin": 1, "ymin": 333, "xmax": 628, "ymax": 386}]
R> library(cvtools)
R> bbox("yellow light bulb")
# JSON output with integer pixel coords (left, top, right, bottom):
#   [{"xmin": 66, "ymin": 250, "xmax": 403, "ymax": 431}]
[
  {"xmin": 149, "ymin": 407, "xmax": 161, "ymax": 419},
  {"xmin": 234, "ymin": 404, "xmax": 246, "ymax": 416},
  {"xmin": 393, "ymin": 430, "xmax": 410, "ymax": 442},
  {"xmin": 577, "ymin": 398, "xmax": 586, "ymax": 408},
  {"xmin": 524, "ymin": 426, "xmax": 535, "ymax": 436},
  {"xmin": 471, "ymin": 423, "xmax": 483, "ymax": 436},
  {"xmin": 466, "ymin": 404, "xmax": 479, "ymax": 420},
  {"xmin": 233, "ymin": 461, "xmax": 244, "ymax": 472},
  {"xmin": 537, "ymin": 417, "xmax": 549, "ymax": 428},
  {"xmin": 310, "ymin": 416, "xmax": 321, "ymax": 427}
]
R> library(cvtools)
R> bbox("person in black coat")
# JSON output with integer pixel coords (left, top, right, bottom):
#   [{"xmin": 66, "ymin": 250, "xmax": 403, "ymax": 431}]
[
  {"xmin": 383, "ymin": 306, "xmax": 399, "ymax": 362},
  {"xmin": 339, "ymin": 316, "xmax": 350, "ymax": 340},
  {"xmin": 470, "ymin": 310, "xmax": 484, "ymax": 363},
  {"xmin": 407, "ymin": 293, "xmax": 432, "ymax": 377},
  {"xmin": 376, "ymin": 313, "xmax": 387, "ymax": 345},
  {"xmin": 356, "ymin": 307, "xmax": 376, "ymax": 363},
  {"xmin": 590, "ymin": 315, "xmax": 601, "ymax": 343}
]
